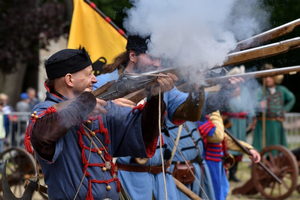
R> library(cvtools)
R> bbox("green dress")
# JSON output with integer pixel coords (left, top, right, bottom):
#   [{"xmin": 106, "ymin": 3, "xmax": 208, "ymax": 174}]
[{"xmin": 252, "ymin": 85, "xmax": 295, "ymax": 152}]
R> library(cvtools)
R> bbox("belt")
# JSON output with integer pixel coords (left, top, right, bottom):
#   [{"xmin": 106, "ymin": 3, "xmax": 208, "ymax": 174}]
[
  {"xmin": 115, "ymin": 162, "xmax": 170, "ymax": 174},
  {"xmin": 257, "ymin": 117, "xmax": 284, "ymax": 122},
  {"xmin": 222, "ymin": 111, "xmax": 247, "ymax": 119}
]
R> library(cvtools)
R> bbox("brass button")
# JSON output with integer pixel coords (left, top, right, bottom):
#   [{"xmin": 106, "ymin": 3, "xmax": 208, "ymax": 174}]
[
  {"xmin": 102, "ymin": 167, "xmax": 107, "ymax": 172},
  {"xmin": 35, "ymin": 115, "xmax": 39, "ymax": 119},
  {"xmin": 91, "ymin": 132, "xmax": 96, "ymax": 137},
  {"xmin": 106, "ymin": 185, "xmax": 111, "ymax": 190},
  {"xmin": 31, "ymin": 114, "xmax": 35, "ymax": 117},
  {"xmin": 87, "ymin": 120, "xmax": 92, "ymax": 124},
  {"xmin": 33, "ymin": 111, "xmax": 37, "ymax": 114},
  {"xmin": 98, "ymin": 150, "xmax": 102, "ymax": 155}
]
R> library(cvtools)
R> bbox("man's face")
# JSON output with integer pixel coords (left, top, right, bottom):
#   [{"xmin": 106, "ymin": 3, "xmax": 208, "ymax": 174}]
[
  {"xmin": 135, "ymin": 53, "xmax": 162, "ymax": 73},
  {"xmin": 266, "ymin": 76, "xmax": 275, "ymax": 87},
  {"xmin": 72, "ymin": 65, "xmax": 97, "ymax": 94},
  {"xmin": 27, "ymin": 90, "xmax": 36, "ymax": 100}
]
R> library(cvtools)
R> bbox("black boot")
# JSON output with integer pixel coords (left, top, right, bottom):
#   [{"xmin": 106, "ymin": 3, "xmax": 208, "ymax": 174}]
[{"xmin": 229, "ymin": 162, "xmax": 240, "ymax": 182}]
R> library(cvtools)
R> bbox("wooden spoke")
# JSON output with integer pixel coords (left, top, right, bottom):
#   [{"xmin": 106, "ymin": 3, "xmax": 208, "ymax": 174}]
[
  {"xmin": 267, "ymin": 151, "xmax": 276, "ymax": 166},
  {"xmin": 269, "ymin": 181, "xmax": 276, "ymax": 195},
  {"xmin": 252, "ymin": 145, "xmax": 298, "ymax": 200},
  {"xmin": 281, "ymin": 178, "xmax": 290, "ymax": 190},
  {"xmin": 0, "ymin": 147, "xmax": 37, "ymax": 199}
]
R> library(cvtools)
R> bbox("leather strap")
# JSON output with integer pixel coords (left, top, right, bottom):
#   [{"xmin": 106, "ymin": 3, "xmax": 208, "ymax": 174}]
[{"xmin": 115, "ymin": 162, "xmax": 170, "ymax": 174}]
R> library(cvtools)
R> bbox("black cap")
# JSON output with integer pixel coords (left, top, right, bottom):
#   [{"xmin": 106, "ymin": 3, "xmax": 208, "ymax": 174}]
[
  {"xmin": 45, "ymin": 48, "xmax": 92, "ymax": 79},
  {"xmin": 126, "ymin": 35, "xmax": 150, "ymax": 54}
]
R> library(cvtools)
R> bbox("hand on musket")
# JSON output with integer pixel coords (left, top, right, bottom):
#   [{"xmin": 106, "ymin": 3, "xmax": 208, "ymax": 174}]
[
  {"xmin": 248, "ymin": 149, "xmax": 261, "ymax": 163},
  {"xmin": 149, "ymin": 73, "xmax": 178, "ymax": 95},
  {"xmin": 228, "ymin": 77, "xmax": 245, "ymax": 86},
  {"xmin": 82, "ymin": 88, "xmax": 108, "ymax": 116},
  {"xmin": 112, "ymin": 98, "xmax": 136, "ymax": 108},
  {"xmin": 205, "ymin": 65, "xmax": 300, "ymax": 86}
]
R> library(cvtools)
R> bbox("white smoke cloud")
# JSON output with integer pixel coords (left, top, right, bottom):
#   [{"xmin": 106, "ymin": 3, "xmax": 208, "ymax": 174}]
[{"xmin": 123, "ymin": 0, "xmax": 270, "ymax": 76}]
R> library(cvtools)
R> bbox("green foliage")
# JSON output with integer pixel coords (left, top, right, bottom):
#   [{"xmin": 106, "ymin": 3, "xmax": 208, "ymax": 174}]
[
  {"xmin": 0, "ymin": 0, "xmax": 68, "ymax": 74},
  {"xmin": 92, "ymin": 0, "xmax": 132, "ymax": 31}
]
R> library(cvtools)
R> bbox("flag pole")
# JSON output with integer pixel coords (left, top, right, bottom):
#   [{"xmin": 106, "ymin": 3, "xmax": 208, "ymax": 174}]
[{"xmin": 83, "ymin": 0, "xmax": 128, "ymax": 39}]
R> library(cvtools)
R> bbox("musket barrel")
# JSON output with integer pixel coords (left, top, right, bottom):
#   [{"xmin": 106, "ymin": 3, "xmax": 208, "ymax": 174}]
[
  {"xmin": 224, "ymin": 129, "xmax": 282, "ymax": 184},
  {"xmin": 206, "ymin": 65, "xmax": 300, "ymax": 86},
  {"xmin": 219, "ymin": 37, "xmax": 300, "ymax": 67},
  {"xmin": 234, "ymin": 18, "xmax": 300, "ymax": 51}
]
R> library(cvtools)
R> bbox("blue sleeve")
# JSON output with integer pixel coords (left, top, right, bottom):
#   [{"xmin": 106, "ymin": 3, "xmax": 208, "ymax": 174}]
[
  {"xmin": 103, "ymin": 102, "xmax": 147, "ymax": 158},
  {"xmin": 93, "ymin": 70, "xmax": 119, "ymax": 90},
  {"xmin": 164, "ymin": 87, "xmax": 188, "ymax": 122}
]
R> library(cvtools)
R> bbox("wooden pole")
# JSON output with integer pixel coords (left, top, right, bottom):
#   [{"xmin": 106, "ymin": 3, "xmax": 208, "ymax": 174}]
[
  {"xmin": 262, "ymin": 78, "xmax": 266, "ymax": 149},
  {"xmin": 173, "ymin": 177, "xmax": 203, "ymax": 200}
]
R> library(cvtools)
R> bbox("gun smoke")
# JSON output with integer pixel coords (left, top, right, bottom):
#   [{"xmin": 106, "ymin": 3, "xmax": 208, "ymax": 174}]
[
  {"xmin": 123, "ymin": 0, "xmax": 270, "ymax": 115},
  {"xmin": 124, "ymin": 0, "xmax": 270, "ymax": 73}
]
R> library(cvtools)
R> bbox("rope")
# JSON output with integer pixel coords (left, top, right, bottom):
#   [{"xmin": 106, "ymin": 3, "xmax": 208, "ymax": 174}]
[
  {"xmin": 73, "ymin": 140, "xmax": 93, "ymax": 200},
  {"xmin": 169, "ymin": 125, "xmax": 183, "ymax": 164},
  {"xmin": 158, "ymin": 87, "xmax": 168, "ymax": 200},
  {"xmin": 168, "ymin": 133, "xmax": 209, "ymax": 200}
]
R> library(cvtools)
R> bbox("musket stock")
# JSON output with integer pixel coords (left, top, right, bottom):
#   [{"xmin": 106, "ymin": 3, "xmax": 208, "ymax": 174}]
[
  {"xmin": 206, "ymin": 65, "xmax": 300, "ymax": 86},
  {"xmin": 234, "ymin": 18, "xmax": 300, "ymax": 51}
]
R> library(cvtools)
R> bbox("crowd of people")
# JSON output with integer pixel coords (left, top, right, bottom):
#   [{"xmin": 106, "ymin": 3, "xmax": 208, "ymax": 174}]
[
  {"xmin": 0, "ymin": 34, "xmax": 296, "ymax": 200},
  {"xmin": 0, "ymin": 87, "xmax": 40, "ymax": 149}
]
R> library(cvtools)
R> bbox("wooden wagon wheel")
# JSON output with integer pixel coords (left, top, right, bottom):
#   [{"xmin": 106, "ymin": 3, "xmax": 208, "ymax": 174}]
[
  {"xmin": 0, "ymin": 147, "xmax": 37, "ymax": 199},
  {"xmin": 252, "ymin": 145, "xmax": 298, "ymax": 200}
]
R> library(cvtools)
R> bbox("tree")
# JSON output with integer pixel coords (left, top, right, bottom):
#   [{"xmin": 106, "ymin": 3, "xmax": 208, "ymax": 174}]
[
  {"xmin": 245, "ymin": 0, "xmax": 300, "ymax": 111},
  {"xmin": 92, "ymin": 0, "xmax": 132, "ymax": 31},
  {"xmin": 0, "ymin": 0, "xmax": 69, "ymax": 107}
]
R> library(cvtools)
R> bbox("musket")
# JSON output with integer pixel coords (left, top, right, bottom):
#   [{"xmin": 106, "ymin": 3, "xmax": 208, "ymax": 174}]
[
  {"xmin": 224, "ymin": 129, "xmax": 282, "ymax": 184},
  {"xmin": 125, "ymin": 65, "xmax": 300, "ymax": 104},
  {"xmin": 52, "ymin": 67, "xmax": 180, "ymax": 110},
  {"xmin": 206, "ymin": 65, "xmax": 300, "ymax": 86},
  {"xmin": 220, "ymin": 37, "xmax": 300, "ymax": 67},
  {"xmin": 233, "ymin": 18, "xmax": 300, "ymax": 51}
]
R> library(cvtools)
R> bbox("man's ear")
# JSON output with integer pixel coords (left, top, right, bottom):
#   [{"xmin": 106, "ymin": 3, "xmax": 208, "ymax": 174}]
[
  {"xmin": 129, "ymin": 50, "xmax": 137, "ymax": 63},
  {"xmin": 65, "ymin": 73, "xmax": 74, "ymax": 87}
]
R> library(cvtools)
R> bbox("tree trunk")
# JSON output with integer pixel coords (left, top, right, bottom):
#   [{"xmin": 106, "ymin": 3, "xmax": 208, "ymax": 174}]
[{"xmin": 0, "ymin": 62, "xmax": 27, "ymax": 109}]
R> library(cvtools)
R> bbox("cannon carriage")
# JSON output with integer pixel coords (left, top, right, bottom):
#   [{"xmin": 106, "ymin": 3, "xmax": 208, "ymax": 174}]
[
  {"xmin": 0, "ymin": 147, "xmax": 48, "ymax": 200},
  {"xmin": 232, "ymin": 145, "xmax": 300, "ymax": 200}
]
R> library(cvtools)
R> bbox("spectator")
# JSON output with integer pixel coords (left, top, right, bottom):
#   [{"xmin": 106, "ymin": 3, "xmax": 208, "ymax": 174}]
[
  {"xmin": 221, "ymin": 66, "xmax": 256, "ymax": 182},
  {"xmin": 26, "ymin": 87, "xmax": 40, "ymax": 110},
  {"xmin": 0, "ymin": 93, "xmax": 16, "ymax": 147},
  {"xmin": 16, "ymin": 93, "xmax": 31, "ymax": 146},
  {"xmin": 0, "ymin": 93, "xmax": 14, "ymax": 114},
  {"xmin": 253, "ymin": 63, "xmax": 296, "ymax": 151},
  {"xmin": 0, "ymin": 99, "xmax": 8, "ymax": 152}
]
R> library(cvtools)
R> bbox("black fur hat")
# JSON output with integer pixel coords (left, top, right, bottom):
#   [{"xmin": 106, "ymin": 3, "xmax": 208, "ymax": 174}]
[
  {"xmin": 126, "ymin": 35, "xmax": 150, "ymax": 54},
  {"xmin": 45, "ymin": 48, "xmax": 92, "ymax": 79}
]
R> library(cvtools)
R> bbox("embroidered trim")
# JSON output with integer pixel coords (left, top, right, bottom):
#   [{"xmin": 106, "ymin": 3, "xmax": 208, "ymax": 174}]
[{"xmin": 132, "ymin": 102, "xmax": 146, "ymax": 113}]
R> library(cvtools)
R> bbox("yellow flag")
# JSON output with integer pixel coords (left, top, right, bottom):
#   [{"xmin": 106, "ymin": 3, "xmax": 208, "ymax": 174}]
[{"xmin": 68, "ymin": 0, "xmax": 127, "ymax": 75}]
